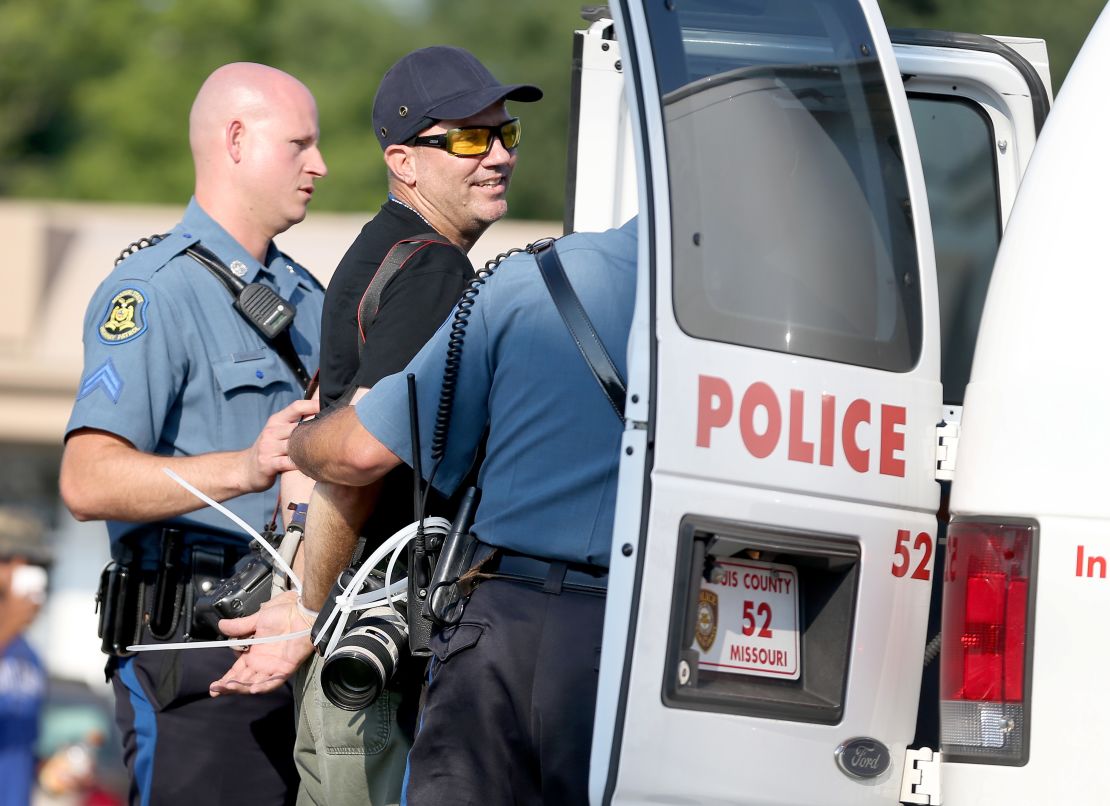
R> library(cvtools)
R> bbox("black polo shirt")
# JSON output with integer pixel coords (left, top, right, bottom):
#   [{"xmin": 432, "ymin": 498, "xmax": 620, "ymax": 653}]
[
  {"xmin": 319, "ymin": 200, "xmax": 473, "ymax": 408},
  {"xmin": 318, "ymin": 198, "xmax": 474, "ymax": 547}
]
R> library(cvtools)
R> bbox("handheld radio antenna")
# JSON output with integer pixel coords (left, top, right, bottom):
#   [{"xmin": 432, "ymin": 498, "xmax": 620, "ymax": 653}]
[{"xmin": 407, "ymin": 374, "xmax": 428, "ymax": 588}]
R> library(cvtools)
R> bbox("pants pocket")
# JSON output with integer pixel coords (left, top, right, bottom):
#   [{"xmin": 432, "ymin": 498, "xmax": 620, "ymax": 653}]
[
  {"xmin": 312, "ymin": 660, "xmax": 395, "ymax": 755},
  {"xmin": 430, "ymin": 623, "xmax": 484, "ymax": 662}
]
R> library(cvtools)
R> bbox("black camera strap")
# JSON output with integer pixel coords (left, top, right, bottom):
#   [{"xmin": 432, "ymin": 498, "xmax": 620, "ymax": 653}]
[{"xmin": 533, "ymin": 241, "xmax": 626, "ymax": 420}]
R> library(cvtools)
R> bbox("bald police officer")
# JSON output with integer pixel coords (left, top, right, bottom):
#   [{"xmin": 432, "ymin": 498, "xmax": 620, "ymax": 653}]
[{"xmin": 60, "ymin": 62, "xmax": 326, "ymax": 805}]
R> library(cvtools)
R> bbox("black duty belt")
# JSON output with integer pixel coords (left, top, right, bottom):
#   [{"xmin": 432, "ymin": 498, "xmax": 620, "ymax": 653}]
[
  {"xmin": 478, "ymin": 543, "xmax": 608, "ymax": 595},
  {"xmin": 98, "ymin": 527, "xmax": 252, "ymax": 655}
]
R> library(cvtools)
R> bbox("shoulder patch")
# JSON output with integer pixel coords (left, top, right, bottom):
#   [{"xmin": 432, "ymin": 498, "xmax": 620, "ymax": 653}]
[{"xmin": 98, "ymin": 289, "xmax": 148, "ymax": 344}]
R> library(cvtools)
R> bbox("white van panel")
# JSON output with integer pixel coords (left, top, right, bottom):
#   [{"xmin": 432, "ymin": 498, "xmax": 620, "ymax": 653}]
[{"xmin": 952, "ymin": 4, "xmax": 1110, "ymax": 520}]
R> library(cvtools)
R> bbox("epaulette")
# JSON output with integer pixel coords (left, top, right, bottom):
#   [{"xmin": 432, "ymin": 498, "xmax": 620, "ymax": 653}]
[{"xmin": 112, "ymin": 230, "xmax": 201, "ymax": 281}]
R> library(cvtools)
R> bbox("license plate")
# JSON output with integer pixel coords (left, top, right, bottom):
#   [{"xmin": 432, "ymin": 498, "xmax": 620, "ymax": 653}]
[{"xmin": 694, "ymin": 559, "xmax": 800, "ymax": 680}]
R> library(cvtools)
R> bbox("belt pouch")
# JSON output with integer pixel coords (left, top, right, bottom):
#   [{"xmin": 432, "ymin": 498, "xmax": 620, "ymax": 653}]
[
  {"xmin": 148, "ymin": 528, "xmax": 184, "ymax": 639},
  {"xmin": 96, "ymin": 563, "xmax": 142, "ymax": 656}
]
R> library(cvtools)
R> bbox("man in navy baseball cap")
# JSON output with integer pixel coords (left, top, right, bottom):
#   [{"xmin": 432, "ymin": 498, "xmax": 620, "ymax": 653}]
[
  {"xmin": 362, "ymin": 45, "xmax": 544, "ymax": 262},
  {"xmin": 210, "ymin": 46, "xmax": 544, "ymax": 806},
  {"xmin": 373, "ymin": 46, "xmax": 542, "ymax": 149}
]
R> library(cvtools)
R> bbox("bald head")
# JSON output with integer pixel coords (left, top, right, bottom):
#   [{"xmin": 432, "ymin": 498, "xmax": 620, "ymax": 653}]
[
  {"xmin": 188, "ymin": 62, "xmax": 327, "ymax": 256},
  {"xmin": 190, "ymin": 63, "xmax": 311, "ymax": 169}
]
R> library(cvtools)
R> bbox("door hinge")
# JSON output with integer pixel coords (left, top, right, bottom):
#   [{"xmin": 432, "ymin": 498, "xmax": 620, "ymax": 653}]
[
  {"xmin": 900, "ymin": 747, "xmax": 942, "ymax": 805},
  {"xmin": 935, "ymin": 405, "xmax": 962, "ymax": 481}
]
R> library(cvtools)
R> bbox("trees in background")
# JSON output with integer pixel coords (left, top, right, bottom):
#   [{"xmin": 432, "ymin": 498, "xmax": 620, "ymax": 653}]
[
  {"xmin": 1, "ymin": 0, "xmax": 1103, "ymax": 220},
  {"xmin": 0, "ymin": 0, "xmax": 581, "ymax": 219}
]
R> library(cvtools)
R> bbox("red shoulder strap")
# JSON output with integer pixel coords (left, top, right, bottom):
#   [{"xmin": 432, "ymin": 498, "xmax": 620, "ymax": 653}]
[{"xmin": 356, "ymin": 233, "xmax": 454, "ymax": 344}]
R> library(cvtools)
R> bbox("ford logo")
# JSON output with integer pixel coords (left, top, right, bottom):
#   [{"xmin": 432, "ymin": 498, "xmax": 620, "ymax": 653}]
[{"xmin": 835, "ymin": 737, "xmax": 891, "ymax": 780}]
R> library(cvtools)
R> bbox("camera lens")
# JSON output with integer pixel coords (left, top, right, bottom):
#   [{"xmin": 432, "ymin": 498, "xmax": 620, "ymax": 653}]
[
  {"xmin": 329, "ymin": 656, "xmax": 377, "ymax": 695},
  {"xmin": 320, "ymin": 608, "xmax": 408, "ymax": 711}
]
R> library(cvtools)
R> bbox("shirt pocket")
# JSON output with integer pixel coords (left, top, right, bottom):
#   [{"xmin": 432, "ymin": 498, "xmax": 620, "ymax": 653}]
[{"xmin": 211, "ymin": 350, "xmax": 287, "ymax": 396}]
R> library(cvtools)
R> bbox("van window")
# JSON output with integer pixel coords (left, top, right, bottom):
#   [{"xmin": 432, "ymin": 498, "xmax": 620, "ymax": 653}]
[
  {"xmin": 909, "ymin": 95, "xmax": 1001, "ymax": 403},
  {"xmin": 649, "ymin": 0, "xmax": 922, "ymax": 371}
]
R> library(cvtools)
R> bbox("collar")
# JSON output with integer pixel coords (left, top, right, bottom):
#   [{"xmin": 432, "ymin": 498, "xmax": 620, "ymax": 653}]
[
  {"xmin": 180, "ymin": 198, "xmax": 312, "ymax": 295},
  {"xmin": 387, "ymin": 193, "xmax": 435, "ymax": 230},
  {"xmin": 181, "ymin": 199, "xmax": 268, "ymax": 284}
]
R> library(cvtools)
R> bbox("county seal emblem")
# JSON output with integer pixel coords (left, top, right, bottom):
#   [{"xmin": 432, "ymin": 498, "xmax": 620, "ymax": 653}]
[{"xmin": 695, "ymin": 588, "xmax": 718, "ymax": 652}]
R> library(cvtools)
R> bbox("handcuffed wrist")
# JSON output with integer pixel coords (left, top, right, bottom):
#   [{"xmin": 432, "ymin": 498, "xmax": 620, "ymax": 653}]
[{"xmin": 296, "ymin": 596, "xmax": 319, "ymax": 622}]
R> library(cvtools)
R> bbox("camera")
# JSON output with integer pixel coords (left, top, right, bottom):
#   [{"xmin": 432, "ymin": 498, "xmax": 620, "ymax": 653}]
[
  {"xmin": 313, "ymin": 567, "xmax": 409, "ymax": 711},
  {"xmin": 192, "ymin": 547, "xmax": 272, "ymax": 638},
  {"xmin": 319, "ymin": 607, "xmax": 408, "ymax": 711}
]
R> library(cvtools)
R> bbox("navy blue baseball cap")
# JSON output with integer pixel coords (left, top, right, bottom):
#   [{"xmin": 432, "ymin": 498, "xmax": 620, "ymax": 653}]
[{"xmin": 373, "ymin": 46, "xmax": 543, "ymax": 150}]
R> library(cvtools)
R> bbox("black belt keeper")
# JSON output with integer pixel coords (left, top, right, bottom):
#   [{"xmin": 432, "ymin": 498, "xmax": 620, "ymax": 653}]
[{"xmin": 543, "ymin": 562, "xmax": 569, "ymax": 594}]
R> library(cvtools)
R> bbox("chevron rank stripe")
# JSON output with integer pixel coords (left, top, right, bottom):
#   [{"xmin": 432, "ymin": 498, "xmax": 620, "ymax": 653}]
[{"xmin": 77, "ymin": 359, "xmax": 124, "ymax": 403}]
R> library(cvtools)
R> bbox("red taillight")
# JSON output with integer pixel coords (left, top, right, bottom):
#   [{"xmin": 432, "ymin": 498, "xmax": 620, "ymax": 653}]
[{"xmin": 940, "ymin": 520, "xmax": 1034, "ymax": 764}]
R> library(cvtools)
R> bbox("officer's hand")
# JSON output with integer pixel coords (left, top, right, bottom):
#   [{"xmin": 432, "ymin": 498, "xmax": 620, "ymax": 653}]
[
  {"xmin": 209, "ymin": 589, "xmax": 315, "ymax": 696},
  {"xmin": 242, "ymin": 399, "xmax": 320, "ymax": 493}
]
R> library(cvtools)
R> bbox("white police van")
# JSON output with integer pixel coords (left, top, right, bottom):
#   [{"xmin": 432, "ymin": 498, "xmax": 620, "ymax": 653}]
[{"xmin": 564, "ymin": 0, "xmax": 1108, "ymax": 803}]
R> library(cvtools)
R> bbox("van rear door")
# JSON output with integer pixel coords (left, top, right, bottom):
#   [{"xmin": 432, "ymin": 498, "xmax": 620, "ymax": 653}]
[{"xmin": 590, "ymin": 1, "xmax": 943, "ymax": 803}]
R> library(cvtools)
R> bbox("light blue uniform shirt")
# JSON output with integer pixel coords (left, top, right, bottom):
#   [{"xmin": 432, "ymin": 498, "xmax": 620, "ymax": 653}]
[
  {"xmin": 356, "ymin": 219, "xmax": 637, "ymax": 567},
  {"xmin": 66, "ymin": 199, "xmax": 324, "ymax": 558}
]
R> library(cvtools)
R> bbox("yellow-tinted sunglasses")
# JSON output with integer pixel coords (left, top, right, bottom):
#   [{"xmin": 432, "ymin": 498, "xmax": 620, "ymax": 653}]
[{"xmin": 409, "ymin": 118, "xmax": 521, "ymax": 157}]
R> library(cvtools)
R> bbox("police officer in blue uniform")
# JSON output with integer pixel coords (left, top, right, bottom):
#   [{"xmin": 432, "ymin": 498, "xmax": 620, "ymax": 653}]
[
  {"xmin": 60, "ymin": 62, "xmax": 326, "ymax": 806},
  {"xmin": 288, "ymin": 217, "xmax": 638, "ymax": 804}
]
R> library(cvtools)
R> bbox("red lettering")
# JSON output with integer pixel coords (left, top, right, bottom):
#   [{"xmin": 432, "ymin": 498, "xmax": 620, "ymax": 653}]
[
  {"xmin": 879, "ymin": 404, "xmax": 907, "ymax": 477},
  {"xmin": 739, "ymin": 382, "xmax": 781, "ymax": 459},
  {"xmin": 1077, "ymin": 546, "xmax": 1109, "ymax": 578},
  {"xmin": 842, "ymin": 399, "xmax": 871, "ymax": 473},
  {"xmin": 730, "ymin": 644, "xmax": 742, "ymax": 662},
  {"xmin": 892, "ymin": 529, "xmax": 911, "ymax": 577},
  {"xmin": 911, "ymin": 532, "xmax": 933, "ymax": 581},
  {"xmin": 788, "ymin": 389, "xmax": 814, "ymax": 463},
  {"xmin": 741, "ymin": 600, "xmax": 756, "ymax": 636},
  {"xmin": 692, "ymin": 377, "xmax": 909, "ymax": 480},
  {"xmin": 820, "ymin": 394, "xmax": 836, "ymax": 466},
  {"xmin": 696, "ymin": 374, "xmax": 732, "ymax": 448}
]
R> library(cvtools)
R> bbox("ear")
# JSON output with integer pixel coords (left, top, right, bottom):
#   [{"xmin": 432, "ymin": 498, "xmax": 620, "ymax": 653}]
[
  {"xmin": 226, "ymin": 119, "xmax": 245, "ymax": 163},
  {"xmin": 383, "ymin": 144, "xmax": 417, "ymax": 186}
]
